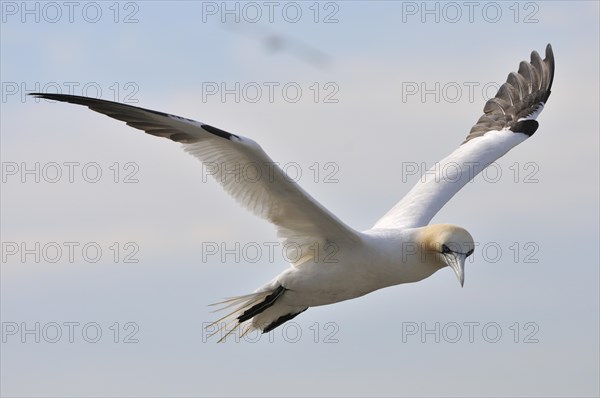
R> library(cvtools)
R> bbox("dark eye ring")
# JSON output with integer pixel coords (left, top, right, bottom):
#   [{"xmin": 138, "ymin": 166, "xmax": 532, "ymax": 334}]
[{"xmin": 441, "ymin": 244, "xmax": 452, "ymax": 254}]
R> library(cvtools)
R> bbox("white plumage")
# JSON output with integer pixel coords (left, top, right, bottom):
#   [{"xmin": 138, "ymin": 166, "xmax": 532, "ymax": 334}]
[{"xmin": 31, "ymin": 44, "xmax": 555, "ymax": 342}]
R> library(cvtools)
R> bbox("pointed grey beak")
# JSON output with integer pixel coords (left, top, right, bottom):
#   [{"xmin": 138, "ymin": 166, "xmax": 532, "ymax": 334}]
[{"xmin": 443, "ymin": 252, "xmax": 466, "ymax": 287}]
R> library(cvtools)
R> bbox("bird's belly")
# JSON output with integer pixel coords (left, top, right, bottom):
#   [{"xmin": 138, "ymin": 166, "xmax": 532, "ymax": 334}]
[
  {"xmin": 274, "ymin": 253, "xmax": 443, "ymax": 308},
  {"xmin": 276, "ymin": 262, "xmax": 382, "ymax": 307}
]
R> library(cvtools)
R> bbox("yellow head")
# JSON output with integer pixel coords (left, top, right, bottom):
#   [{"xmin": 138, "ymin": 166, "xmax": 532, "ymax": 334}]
[{"xmin": 419, "ymin": 224, "xmax": 475, "ymax": 287}]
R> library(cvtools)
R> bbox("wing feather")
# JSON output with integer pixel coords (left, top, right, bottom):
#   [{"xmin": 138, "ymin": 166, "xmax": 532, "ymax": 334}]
[
  {"xmin": 373, "ymin": 44, "xmax": 554, "ymax": 230},
  {"xmin": 31, "ymin": 93, "xmax": 359, "ymax": 262}
]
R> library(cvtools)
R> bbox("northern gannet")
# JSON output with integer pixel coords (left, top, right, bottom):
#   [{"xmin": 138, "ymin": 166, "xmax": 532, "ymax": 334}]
[{"xmin": 30, "ymin": 44, "xmax": 555, "ymax": 342}]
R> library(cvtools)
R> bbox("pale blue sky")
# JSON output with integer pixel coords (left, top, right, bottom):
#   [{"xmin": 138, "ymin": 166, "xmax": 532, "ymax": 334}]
[{"xmin": 1, "ymin": 1, "xmax": 599, "ymax": 397}]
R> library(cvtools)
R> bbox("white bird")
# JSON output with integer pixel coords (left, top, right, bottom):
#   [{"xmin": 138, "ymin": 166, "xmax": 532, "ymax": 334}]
[{"xmin": 31, "ymin": 44, "xmax": 554, "ymax": 342}]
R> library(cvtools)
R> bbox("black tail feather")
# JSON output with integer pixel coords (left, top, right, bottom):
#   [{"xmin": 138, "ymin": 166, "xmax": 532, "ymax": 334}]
[
  {"xmin": 237, "ymin": 285, "xmax": 287, "ymax": 323},
  {"xmin": 263, "ymin": 308, "xmax": 308, "ymax": 333}
]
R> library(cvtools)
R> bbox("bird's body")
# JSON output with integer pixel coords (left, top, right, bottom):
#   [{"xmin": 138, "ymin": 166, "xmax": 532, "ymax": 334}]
[
  {"xmin": 30, "ymin": 44, "xmax": 554, "ymax": 342},
  {"xmin": 214, "ymin": 225, "xmax": 461, "ymax": 335},
  {"xmin": 261, "ymin": 229, "xmax": 439, "ymax": 307}
]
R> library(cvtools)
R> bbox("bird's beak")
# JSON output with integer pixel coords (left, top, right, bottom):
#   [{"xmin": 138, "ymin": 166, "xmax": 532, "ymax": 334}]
[{"xmin": 443, "ymin": 253, "xmax": 466, "ymax": 287}]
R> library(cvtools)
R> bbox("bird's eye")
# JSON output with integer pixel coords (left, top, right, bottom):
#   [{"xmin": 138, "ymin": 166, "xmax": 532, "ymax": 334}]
[{"xmin": 441, "ymin": 244, "xmax": 452, "ymax": 254}]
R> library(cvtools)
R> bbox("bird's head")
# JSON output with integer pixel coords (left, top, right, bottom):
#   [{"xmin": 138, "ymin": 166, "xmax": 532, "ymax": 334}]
[{"xmin": 419, "ymin": 224, "xmax": 474, "ymax": 287}]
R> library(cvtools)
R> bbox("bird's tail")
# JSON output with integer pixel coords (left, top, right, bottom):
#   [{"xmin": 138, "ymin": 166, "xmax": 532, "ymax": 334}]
[{"xmin": 206, "ymin": 286, "xmax": 286, "ymax": 343}]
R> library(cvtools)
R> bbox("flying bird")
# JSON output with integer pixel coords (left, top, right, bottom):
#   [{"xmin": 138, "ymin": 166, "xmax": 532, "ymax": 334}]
[
  {"xmin": 30, "ymin": 44, "xmax": 554, "ymax": 342},
  {"xmin": 222, "ymin": 21, "xmax": 332, "ymax": 69}
]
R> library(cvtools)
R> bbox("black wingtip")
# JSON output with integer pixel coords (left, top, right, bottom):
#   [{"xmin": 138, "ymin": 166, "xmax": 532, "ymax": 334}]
[
  {"xmin": 463, "ymin": 44, "xmax": 555, "ymax": 144},
  {"xmin": 29, "ymin": 92, "xmax": 82, "ymax": 100},
  {"xmin": 29, "ymin": 92, "xmax": 59, "ymax": 100},
  {"xmin": 510, "ymin": 119, "xmax": 539, "ymax": 136}
]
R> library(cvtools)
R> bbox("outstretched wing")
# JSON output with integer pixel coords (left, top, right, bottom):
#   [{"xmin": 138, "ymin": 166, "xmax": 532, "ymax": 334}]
[
  {"xmin": 374, "ymin": 44, "xmax": 555, "ymax": 230},
  {"xmin": 31, "ymin": 93, "xmax": 359, "ymax": 262}
]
